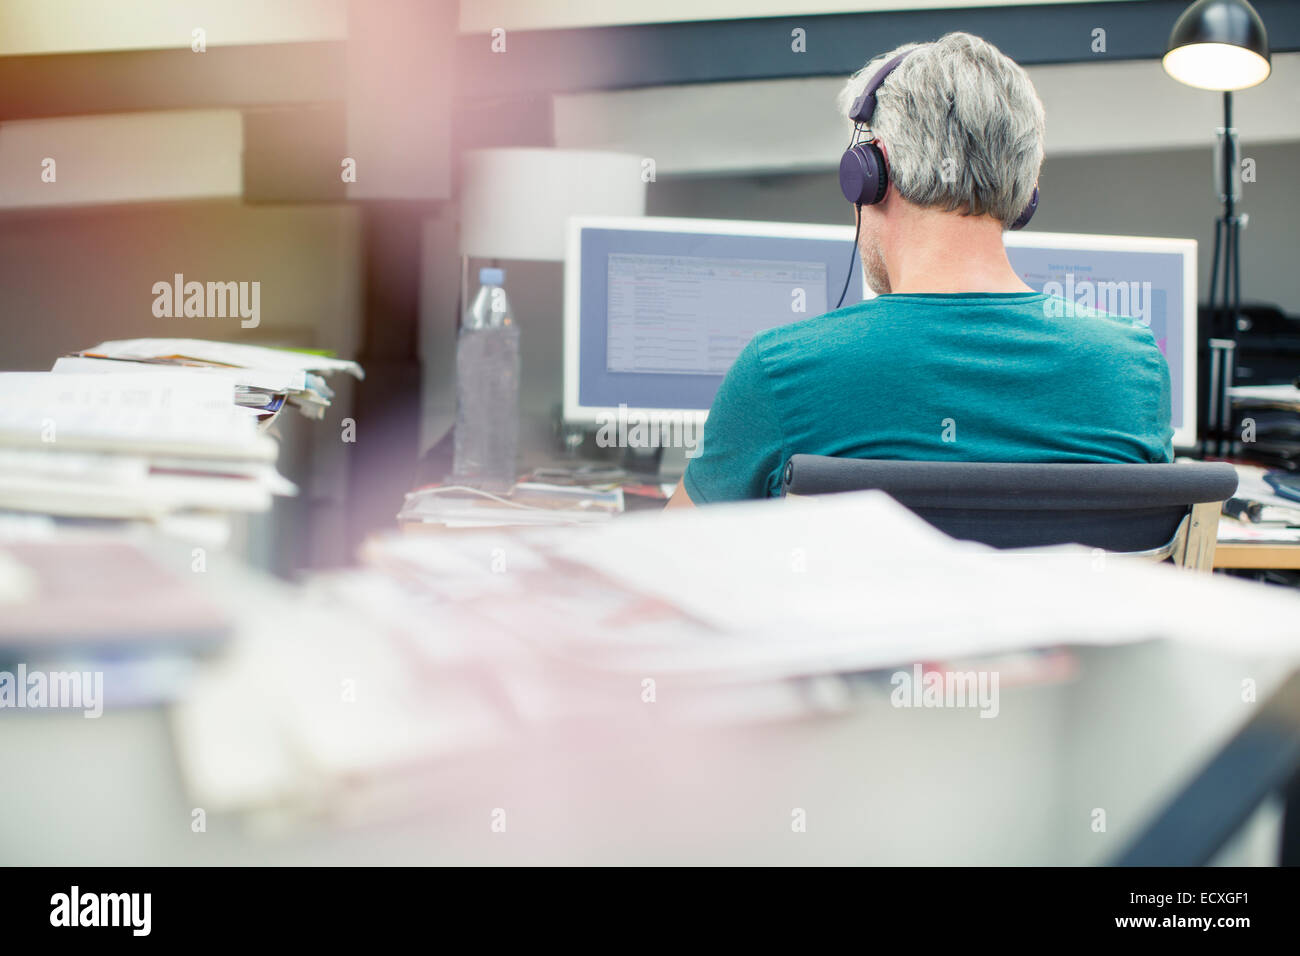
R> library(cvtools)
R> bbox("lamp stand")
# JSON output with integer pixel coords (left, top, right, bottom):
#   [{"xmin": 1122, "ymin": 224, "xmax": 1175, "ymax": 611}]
[{"xmin": 1204, "ymin": 91, "xmax": 1248, "ymax": 459}]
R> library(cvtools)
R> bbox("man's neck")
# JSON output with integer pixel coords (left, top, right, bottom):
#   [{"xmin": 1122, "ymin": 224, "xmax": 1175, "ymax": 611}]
[{"xmin": 884, "ymin": 207, "xmax": 1035, "ymax": 295}]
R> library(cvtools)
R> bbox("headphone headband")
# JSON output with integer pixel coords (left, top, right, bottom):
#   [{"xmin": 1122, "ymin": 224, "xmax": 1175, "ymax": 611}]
[{"xmin": 848, "ymin": 50, "xmax": 913, "ymax": 126}]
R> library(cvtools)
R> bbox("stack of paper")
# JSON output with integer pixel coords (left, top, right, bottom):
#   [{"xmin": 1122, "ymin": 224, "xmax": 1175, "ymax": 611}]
[
  {"xmin": 398, "ymin": 482, "xmax": 624, "ymax": 528},
  {"xmin": 1218, "ymin": 464, "xmax": 1300, "ymax": 542},
  {"xmin": 376, "ymin": 491, "xmax": 1300, "ymax": 681},
  {"xmin": 1230, "ymin": 384, "xmax": 1300, "ymax": 468},
  {"xmin": 0, "ymin": 536, "xmax": 232, "ymax": 651},
  {"xmin": 1231, "ymin": 383, "xmax": 1300, "ymax": 411},
  {"xmin": 0, "ymin": 371, "xmax": 293, "ymax": 520},
  {"xmin": 62, "ymin": 338, "xmax": 364, "ymax": 427}
]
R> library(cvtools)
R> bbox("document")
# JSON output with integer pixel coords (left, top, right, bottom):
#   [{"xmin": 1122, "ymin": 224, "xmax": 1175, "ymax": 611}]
[
  {"xmin": 0, "ymin": 372, "xmax": 267, "ymax": 457},
  {"xmin": 53, "ymin": 354, "xmax": 308, "ymax": 393},
  {"xmin": 83, "ymin": 338, "xmax": 364, "ymax": 379}
]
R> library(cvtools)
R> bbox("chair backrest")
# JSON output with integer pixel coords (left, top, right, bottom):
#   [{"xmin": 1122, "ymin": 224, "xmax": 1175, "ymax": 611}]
[{"xmin": 780, "ymin": 456, "xmax": 1238, "ymax": 555}]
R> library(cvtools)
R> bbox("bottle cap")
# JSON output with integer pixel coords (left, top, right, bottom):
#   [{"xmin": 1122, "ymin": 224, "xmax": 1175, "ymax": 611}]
[{"xmin": 479, "ymin": 267, "xmax": 505, "ymax": 286}]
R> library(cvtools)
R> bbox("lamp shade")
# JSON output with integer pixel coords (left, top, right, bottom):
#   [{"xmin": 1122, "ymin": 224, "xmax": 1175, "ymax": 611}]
[
  {"xmin": 1163, "ymin": 0, "xmax": 1271, "ymax": 91},
  {"xmin": 459, "ymin": 148, "xmax": 647, "ymax": 261}
]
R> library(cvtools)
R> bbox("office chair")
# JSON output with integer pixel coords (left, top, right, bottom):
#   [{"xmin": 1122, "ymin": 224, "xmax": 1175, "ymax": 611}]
[{"xmin": 780, "ymin": 456, "xmax": 1239, "ymax": 571}]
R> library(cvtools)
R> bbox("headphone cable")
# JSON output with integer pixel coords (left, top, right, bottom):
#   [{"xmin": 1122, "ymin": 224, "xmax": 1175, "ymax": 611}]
[{"xmin": 834, "ymin": 204, "xmax": 863, "ymax": 311}]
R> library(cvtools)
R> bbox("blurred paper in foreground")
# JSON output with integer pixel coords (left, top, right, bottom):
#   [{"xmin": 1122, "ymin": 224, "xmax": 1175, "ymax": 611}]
[{"xmin": 173, "ymin": 490, "xmax": 1300, "ymax": 826}]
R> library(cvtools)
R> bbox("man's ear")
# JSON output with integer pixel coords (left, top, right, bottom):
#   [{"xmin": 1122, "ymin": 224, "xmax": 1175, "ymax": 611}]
[{"xmin": 874, "ymin": 138, "xmax": 892, "ymax": 202}]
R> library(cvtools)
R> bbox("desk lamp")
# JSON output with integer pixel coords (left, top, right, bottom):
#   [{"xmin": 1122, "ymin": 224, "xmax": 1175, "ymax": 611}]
[{"xmin": 1162, "ymin": 0, "xmax": 1271, "ymax": 457}]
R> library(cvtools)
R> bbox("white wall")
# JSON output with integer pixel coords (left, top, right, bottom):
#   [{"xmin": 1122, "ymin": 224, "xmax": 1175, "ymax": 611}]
[
  {"xmin": 638, "ymin": 141, "xmax": 1300, "ymax": 312},
  {"xmin": 554, "ymin": 54, "xmax": 1300, "ymax": 175}
]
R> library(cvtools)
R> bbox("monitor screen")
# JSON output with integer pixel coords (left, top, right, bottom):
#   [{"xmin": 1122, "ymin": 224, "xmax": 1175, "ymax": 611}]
[
  {"xmin": 567, "ymin": 218, "xmax": 863, "ymax": 419},
  {"xmin": 605, "ymin": 252, "xmax": 829, "ymax": 376}
]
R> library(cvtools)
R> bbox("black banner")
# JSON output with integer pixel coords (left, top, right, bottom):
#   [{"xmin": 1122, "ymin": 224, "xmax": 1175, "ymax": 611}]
[{"xmin": 2, "ymin": 866, "xmax": 1294, "ymax": 941}]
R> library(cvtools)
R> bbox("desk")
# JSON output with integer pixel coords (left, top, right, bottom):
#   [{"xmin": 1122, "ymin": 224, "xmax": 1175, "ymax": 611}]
[
  {"xmin": 1214, "ymin": 542, "xmax": 1300, "ymax": 570},
  {"xmin": 1215, "ymin": 518, "xmax": 1300, "ymax": 570}
]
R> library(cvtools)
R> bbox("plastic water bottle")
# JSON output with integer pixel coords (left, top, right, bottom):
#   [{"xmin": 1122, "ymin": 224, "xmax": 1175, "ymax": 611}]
[{"xmin": 452, "ymin": 267, "xmax": 520, "ymax": 491}]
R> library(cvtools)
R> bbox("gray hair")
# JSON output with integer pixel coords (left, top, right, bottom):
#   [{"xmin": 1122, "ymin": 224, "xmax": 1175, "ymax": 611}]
[{"xmin": 836, "ymin": 32, "xmax": 1045, "ymax": 229}]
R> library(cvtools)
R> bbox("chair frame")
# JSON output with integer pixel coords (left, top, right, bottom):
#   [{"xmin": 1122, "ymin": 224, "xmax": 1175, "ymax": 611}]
[
  {"xmin": 1126, "ymin": 500, "xmax": 1221, "ymax": 571},
  {"xmin": 782, "ymin": 459, "xmax": 1233, "ymax": 573}
]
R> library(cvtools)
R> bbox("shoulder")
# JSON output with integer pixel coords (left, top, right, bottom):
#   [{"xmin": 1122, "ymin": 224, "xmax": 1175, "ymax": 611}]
[
  {"xmin": 1042, "ymin": 295, "xmax": 1170, "ymax": 384},
  {"xmin": 1047, "ymin": 295, "xmax": 1166, "ymax": 352},
  {"xmin": 746, "ymin": 299, "xmax": 887, "ymax": 365}
]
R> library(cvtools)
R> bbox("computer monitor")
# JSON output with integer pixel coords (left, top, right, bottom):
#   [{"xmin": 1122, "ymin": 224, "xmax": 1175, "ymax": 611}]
[
  {"xmin": 563, "ymin": 216, "xmax": 868, "ymax": 430},
  {"xmin": 1004, "ymin": 231, "xmax": 1197, "ymax": 449}
]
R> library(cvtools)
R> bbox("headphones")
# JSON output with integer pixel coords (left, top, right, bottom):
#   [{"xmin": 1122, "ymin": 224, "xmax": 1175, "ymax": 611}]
[{"xmin": 838, "ymin": 49, "xmax": 1038, "ymax": 230}]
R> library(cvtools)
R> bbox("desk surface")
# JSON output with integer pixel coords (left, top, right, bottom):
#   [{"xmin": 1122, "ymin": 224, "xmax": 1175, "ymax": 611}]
[
  {"xmin": 0, "ymin": 639, "xmax": 1288, "ymax": 866},
  {"xmin": 1215, "ymin": 517, "xmax": 1300, "ymax": 570},
  {"xmin": 1215, "ymin": 541, "xmax": 1300, "ymax": 570}
]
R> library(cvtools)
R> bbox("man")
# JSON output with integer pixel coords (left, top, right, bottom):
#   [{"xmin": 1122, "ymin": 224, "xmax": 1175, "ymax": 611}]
[{"xmin": 668, "ymin": 32, "xmax": 1172, "ymax": 508}]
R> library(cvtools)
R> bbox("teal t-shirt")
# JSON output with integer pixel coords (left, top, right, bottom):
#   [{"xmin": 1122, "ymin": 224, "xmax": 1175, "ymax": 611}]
[{"xmin": 682, "ymin": 292, "xmax": 1174, "ymax": 503}]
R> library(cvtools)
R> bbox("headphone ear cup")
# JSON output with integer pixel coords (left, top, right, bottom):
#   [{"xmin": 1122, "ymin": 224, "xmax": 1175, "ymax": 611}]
[
  {"xmin": 1010, "ymin": 185, "xmax": 1039, "ymax": 231},
  {"xmin": 838, "ymin": 142, "xmax": 888, "ymax": 206}
]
